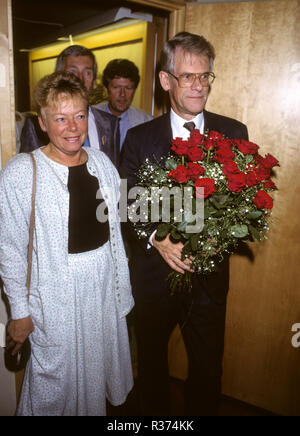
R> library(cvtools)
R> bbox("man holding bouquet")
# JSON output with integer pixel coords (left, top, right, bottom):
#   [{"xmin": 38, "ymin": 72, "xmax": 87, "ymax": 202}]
[{"xmin": 120, "ymin": 32, "xmax": 248, "ymax": 416}]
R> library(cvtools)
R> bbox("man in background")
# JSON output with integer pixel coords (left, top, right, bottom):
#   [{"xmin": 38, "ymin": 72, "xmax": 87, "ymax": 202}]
[
  {"xmin": 20, "ymin": 45, "xmax": 120, "ymax": 167},
  {"xmin": 96, "ymin": 59, "xmax": 152, "ymax": 148}
]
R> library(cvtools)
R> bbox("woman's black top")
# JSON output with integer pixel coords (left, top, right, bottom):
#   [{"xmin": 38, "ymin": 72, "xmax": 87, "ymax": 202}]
[{"xmin": 68, "ymin": 163, "xmax": 109, "ymax": 253}]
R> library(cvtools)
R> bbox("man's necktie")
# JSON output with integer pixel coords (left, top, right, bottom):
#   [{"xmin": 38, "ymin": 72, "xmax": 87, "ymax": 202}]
[{"xmin": 183, "ymin": 121, "xmax": 196, "ymax": 133}]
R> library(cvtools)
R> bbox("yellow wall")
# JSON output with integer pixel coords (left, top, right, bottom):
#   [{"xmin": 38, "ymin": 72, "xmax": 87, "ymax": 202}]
[{"xmin": 29, "ymin": 21, "xmax": 148, "ymax": 110}]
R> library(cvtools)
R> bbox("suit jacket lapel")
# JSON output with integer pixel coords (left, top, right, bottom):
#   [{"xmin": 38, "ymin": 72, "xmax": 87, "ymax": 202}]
[
  {"xmin": 153, "ymin": 113, "xmax": 173, "ymax": 162},
  {"xmin": 203, "ymin": 109, "xmax": 213, "ymax": 132},
  {"xmin": 91, "ymin": 106, "xmax": 120, "ymax": 166}
]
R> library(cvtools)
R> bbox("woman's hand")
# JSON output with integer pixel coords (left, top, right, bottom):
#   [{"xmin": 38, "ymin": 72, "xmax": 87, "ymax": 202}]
[
  {"xmin": 152, "ymin": 234, "xmax": 194, "ymax": 274},
  {"xmin": 6, "ymin": 317, "xmax": 34, "ymax": 356}
]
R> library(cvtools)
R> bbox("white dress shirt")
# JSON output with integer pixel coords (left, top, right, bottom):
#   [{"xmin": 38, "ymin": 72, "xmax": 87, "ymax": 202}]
[{"xmin": 170, "ymin": 109, "xmax": 205, "ymax": 139}]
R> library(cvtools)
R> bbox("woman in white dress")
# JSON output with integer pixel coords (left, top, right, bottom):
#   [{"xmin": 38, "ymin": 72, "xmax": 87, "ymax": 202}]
[{"xmin": 0, "ymin": 71, "xmax": 134, "ymax": 416}]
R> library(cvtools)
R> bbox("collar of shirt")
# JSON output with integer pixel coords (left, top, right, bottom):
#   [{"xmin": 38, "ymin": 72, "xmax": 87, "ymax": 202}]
[{"xmin": 170, "ymin": 109, "xmax": 204, "ymax": 140}]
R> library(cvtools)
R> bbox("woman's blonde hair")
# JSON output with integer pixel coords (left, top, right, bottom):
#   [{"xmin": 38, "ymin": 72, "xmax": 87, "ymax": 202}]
[{"xmin": 34, "ymin": 71, "xmax": 89, "ymax": 116}]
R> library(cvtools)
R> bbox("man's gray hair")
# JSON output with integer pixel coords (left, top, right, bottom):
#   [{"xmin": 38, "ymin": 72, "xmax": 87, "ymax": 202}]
[
  {"xmin": 160, "ymin": 32, "xmax": 215, "ymax": 73},
  {"xmin": 55, "ymin": 45, "xmax": 98, "ymax": 80}
]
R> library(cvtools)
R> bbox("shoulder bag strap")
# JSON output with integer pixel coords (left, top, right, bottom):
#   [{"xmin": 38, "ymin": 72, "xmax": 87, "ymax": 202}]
[{"xmin": 26, "ymin": 152, "xmax": 37, "ymax": 296}]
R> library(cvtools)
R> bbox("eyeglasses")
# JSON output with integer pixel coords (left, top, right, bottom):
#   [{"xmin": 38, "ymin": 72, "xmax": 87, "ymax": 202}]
[{"xmin": 167, "ymin": 71, "xmax": 216, "ymax": 88}]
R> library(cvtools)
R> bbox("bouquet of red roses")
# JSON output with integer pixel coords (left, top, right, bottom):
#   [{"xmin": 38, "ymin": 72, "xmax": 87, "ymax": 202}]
[{"xmin": 129, "ymin": 129, "xmax": 279, "ymax": 294}]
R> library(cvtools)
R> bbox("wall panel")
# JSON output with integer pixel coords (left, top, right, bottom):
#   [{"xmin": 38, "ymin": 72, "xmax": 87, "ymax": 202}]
[
  {"xmin": 184, "ymin": 0, "xmax": 300, "ymax": 416},
  {"xmin": 0, "ymin": 0, "xmax": 15, "ymax": 165},
  {"xmin": 0, "ymin": 0, "xmax": 17, "ymax": 416}
]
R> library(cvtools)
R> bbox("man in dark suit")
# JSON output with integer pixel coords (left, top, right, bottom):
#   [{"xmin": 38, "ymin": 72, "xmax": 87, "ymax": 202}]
[
  {"xmin": 120, "ymin": 32, "xmax": 248, "ymax": 416},
  {"xmin": 20, "ymin": 45, "xmax": 120, "ymax": 167}
]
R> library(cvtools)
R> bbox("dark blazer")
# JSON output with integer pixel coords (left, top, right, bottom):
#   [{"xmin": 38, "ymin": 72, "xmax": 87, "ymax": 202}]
[
  {"xmin": 20, "ymin": 107, "xmax": 121, "ymax": 167},
  {"xmin": 120, "ymin": 110, "xmax": 248, "ymax": 304}
]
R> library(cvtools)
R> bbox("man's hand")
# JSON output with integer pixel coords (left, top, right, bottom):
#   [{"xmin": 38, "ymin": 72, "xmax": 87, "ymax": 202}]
[
  {"xmin": 6, "ymin": 317, "xmax": 34, "ymax": 356},
  {"xmin": 152, "ymin": 233, "xmax": 194, "ymax": 274}
]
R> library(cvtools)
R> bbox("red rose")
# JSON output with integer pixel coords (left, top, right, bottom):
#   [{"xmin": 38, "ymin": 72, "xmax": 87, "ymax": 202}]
[
  {"xmin": 227, "ymin": 172, "xmax": 247, "ymax": 192},
  {"xmin": 194, "ymin": 178, "xmax": 216, "ymax": 198},
  {"xmin": 168, "ymin": 165, "xmax": 190, "ymax": 183},
  {"xmin": 203, "ymin": 138, "xmax": 215, "ymax": 150},
  {"xmin": 207, "ymin": 131, "xmax": 224, "ymax": 141},
  {"xmin": 253, "ymin": 190, "xmax": 273, "ymax": 209},
  {"xmin": 171, "ymin": 138, "xmax": 190, "ymax": 156},
  {"xmin": 222, "ymin": 161, "xmax": 241, "ymax": 177},
  {"xmin": 216, "ymin": 139, "xmax": 234, "ymax": 150},
  {"xmin": 187, "ymin": 162, "xmax": 205, "ymax": 180},
  {"xmin": 255, "ymin": 166, "xmax": 271, "ymax": 182},
  {"xmin": 254, "ymin": 154, "xmax": 264, "ymax": 165},
  {"xmin": 260, "ymin": 153, "xmax": 280, "ymax": 169},
  {"xmin": 235, "ymin": 139, "xmax": 259, "ymax": 155},
  {"xmin": 245, "ymin": 171, "xmax": 258, "ymax": 187},
  {"xmin": 264, "ymin": 179, "xmax": 277, "ymax": 190},
  {"xmin": 186, "ymin": 146, "xmax": 205, "ymax": 162},
  {"xmin": 189, "ymin": 129, "xmax": 204, "ymax": 146},
  {"xmin": 214, "ymin": 149, "xmax": 235, "ymax": 164}
]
